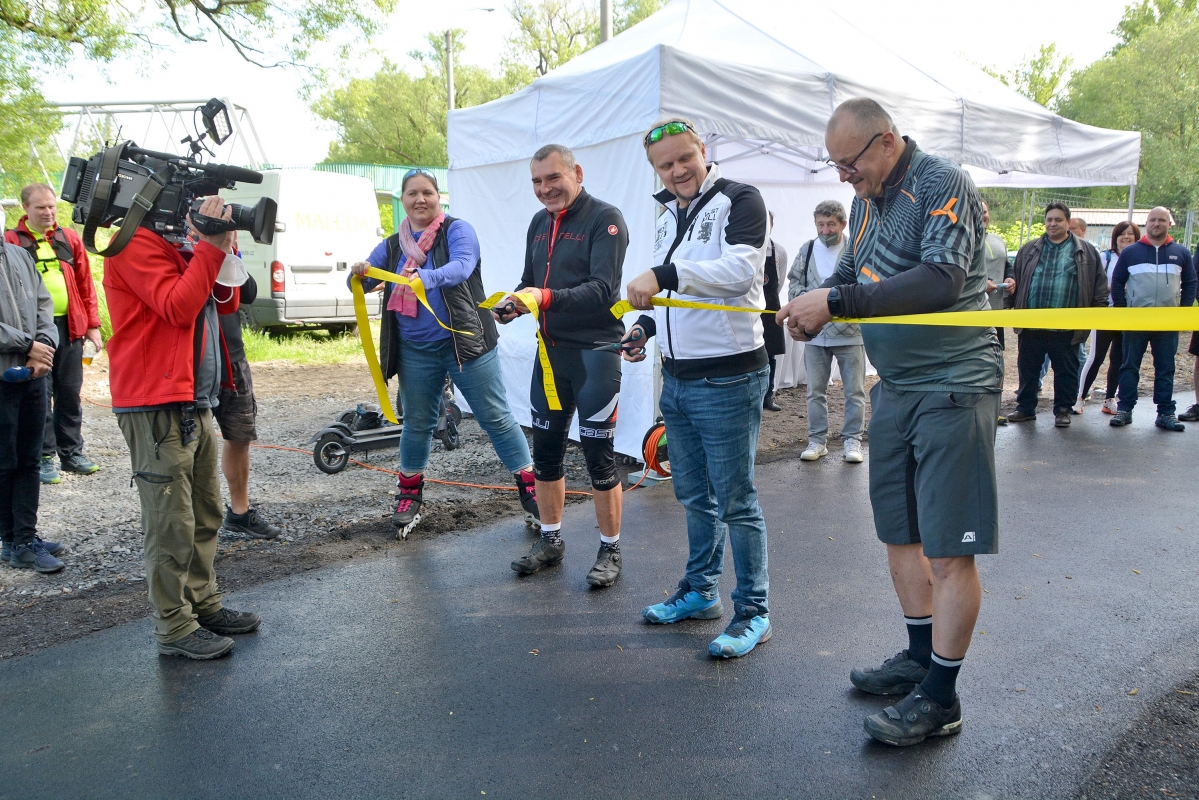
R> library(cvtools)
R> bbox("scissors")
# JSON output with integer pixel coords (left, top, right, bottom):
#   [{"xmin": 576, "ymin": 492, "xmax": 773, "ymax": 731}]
[{"xmin": 592, "ymin": 328, "xmax": 645, "ymax": 353}]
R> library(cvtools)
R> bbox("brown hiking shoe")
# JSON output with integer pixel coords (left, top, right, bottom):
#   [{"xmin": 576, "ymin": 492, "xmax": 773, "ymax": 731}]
[
  {"xmin": 158, "ymin": 628, "xmax": 235, "ymax": 660},
  {"xmin": 197, "ymin": 607, "xmax": 262, "ymax": 635}
]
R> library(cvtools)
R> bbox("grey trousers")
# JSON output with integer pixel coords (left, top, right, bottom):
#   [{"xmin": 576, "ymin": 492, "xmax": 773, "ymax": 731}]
[{"xmin": 804, "ymin": 343, "xmax": 867, "ymax": 444}]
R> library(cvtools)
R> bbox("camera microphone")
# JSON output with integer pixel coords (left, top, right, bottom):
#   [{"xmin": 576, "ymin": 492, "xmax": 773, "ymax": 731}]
[{"xmin": 206, "ymin": 164, "xmax": 264, "ymax": 184}]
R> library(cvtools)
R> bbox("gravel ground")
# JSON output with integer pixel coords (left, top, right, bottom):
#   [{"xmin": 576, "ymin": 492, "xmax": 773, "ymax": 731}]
[{"xmin": 2, "ymin": 331, "xmax": 1194, "ymax": 655}]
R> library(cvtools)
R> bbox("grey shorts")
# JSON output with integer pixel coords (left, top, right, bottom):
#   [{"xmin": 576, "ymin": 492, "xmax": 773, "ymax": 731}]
[
  {"xmin": 867, "ymin": 382, "xmax": 1000, "ymax": 558},
  {"xmin": 213, "ymin": 359, "xmax": 257, "ymax": 443}
]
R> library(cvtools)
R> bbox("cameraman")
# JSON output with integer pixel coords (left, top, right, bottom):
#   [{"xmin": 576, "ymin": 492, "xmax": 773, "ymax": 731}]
[{"xmin": 105, "ymin": 196, "xmax": 261, "ymax": 660}]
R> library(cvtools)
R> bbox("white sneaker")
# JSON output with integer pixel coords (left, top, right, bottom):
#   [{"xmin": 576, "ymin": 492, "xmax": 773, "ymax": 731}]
[
  {"xmin": 843, "ymin": 439, "xmax": 864, "ymax": 463},
  {"xmin": 800, "ymin": 443, "xmax": 828, "ymax": 461},
  {"xmin": 1102, "ymin": 398, "xmax": 1118, "ymax": 415},
  {"xmin": 1071, "ymin": 401, "xmax": 1085, "ymax": 415}
]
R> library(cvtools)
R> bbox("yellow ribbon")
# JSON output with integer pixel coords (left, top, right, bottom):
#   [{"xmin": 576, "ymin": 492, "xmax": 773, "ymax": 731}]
[
  {"xmin": 479, "ymin": 291, "xmax": 562, "ymax": 411},
  {"xmin": 610, "ymin": 298, "xmax": 1199, "ymax": 332},
  {"xmin": 351, "ymin": 267, "xmax": 475, "ymax": 425}
]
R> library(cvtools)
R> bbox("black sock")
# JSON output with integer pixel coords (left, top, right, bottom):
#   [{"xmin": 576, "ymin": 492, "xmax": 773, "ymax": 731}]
[
  {"xmin": 600, "ymin": 539, "xmax": 620, "ymax": 552},
  {"xmin": 905, "ymin": 615, "xmax": 933, "ymax": 668},
  {"xmin": 918, "ymin": 651, "xmax": 962, "ymax": 708},
  {"xmin": 540, "ymin": 526, "xmax": 563, "ymax": 547}
]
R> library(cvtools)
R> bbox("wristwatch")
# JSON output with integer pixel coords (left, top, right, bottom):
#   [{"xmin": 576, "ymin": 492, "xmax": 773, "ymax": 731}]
[{"xmin": 827, "ymin": 286, "xmax": 845, "ymax": 318}]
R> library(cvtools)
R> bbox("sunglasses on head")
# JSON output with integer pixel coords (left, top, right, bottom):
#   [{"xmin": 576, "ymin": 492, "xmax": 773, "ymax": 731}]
[
  {"xmin": 404, "ymin": 168, "xmax": 436, "ymax": 180},
  {"xmin": 644, "ymin": 121, "xmax": 696, "ymax": 146}
]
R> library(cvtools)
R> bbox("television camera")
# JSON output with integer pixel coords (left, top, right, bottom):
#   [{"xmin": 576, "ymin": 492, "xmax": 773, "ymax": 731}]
[{"xmin": 59, "ymin": 98, "xmax": 277, "ymax": 257}]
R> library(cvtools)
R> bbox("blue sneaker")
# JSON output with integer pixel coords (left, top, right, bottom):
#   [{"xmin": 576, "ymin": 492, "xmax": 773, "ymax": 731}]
[
  {"xmin": 39, "ymin": 456, "xmax": 61, "ymax": 485},
  {"xmin": 642, "ymin": 579, "xmax": 723, "ymax": 624},
  {"xmin": 9, "ymin": 541, "xmax": 64, "ymax": 574},
  {"xmin": 708, "ymin": 604, "xmax": 771, "ymax": 658},
  {"xmin": 3, "ymin": 537, "xmax": 65, "ymax": 561}
]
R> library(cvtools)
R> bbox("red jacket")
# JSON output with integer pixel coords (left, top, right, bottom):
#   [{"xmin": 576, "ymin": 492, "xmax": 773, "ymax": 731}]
[
  {"xmin": 104, "ymin": 228, "xmax": 237, "ymax": 409},
  {"xmin": 5, "ymin": 218, "xmax": 101, "ymax": 341}
]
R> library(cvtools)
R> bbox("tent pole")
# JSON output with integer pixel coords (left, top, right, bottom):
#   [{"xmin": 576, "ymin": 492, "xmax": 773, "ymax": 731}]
[
  {"xmin": 1019, "ymin": 189, "xmax": 1027, "ymax": 246},
  {"xmin": 600, "ymin": 0, "xmax": 612, "ymax": 42},
  {"xmin": 1127, "ymin": 184, "xmax": 1136, "ymax": 223}
]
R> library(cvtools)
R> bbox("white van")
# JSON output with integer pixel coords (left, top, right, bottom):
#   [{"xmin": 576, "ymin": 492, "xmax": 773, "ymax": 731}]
[{"xmin": 223, "ymin": 170, "xmax": 384, "ymax": 332}]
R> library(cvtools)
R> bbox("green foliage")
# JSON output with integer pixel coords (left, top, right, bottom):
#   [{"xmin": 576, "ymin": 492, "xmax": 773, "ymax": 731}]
[
  {"xmin": 1111, "ymin": 0, "xmax": 1197, "ymax": 53},
  {"xmin": 614, "ymin": 0, "xmax": 663, "ymax": 32},
  {"xmin": 315, "ymin": 1, "xmax": 668, "ymax": 167},
  {"xmin": 984, "ymin": 43, "xmax": 1073, "ymax": 109},
  {"xmin": 990, "ymin": 222, "xmax": 1046, "ymax": 253},
  {"xmin": 378, "ymin": 202, "xmax": 395, "ymax": 235},
  {"xmin": 1, "ymin": 0, "xmax": 396, "ymax": 69},
  {"xmin": 313, "ymin": 32, "xmax": 528, "ymax": 166},
  {"xmin": 1059, "ymin": 13, "xmax": 1199, "ymax": 211},
  {"xmin": 241, "ymin": 324, "xmax": 376, "ymax": 364},
  {"xmin": 506, "ymin": 0, "xmax": 598, "ymax": 77}
]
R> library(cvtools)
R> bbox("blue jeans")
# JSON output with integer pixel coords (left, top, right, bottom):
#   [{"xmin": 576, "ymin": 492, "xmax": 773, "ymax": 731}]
[
  {"xmin": 1117, "ymin": 331, "xmax": 1178, "ymax": 415},
  {"xmin": 397, "ymin": 339, "xmax": 532, "ymax": 474},
  {"xmin": 659, "ymin": 365, "xmax": 771, "ymax": 614}
]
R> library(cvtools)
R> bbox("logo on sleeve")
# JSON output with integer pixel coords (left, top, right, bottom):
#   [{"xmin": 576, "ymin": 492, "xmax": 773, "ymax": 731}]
[
  {"xmin": 608, "ymin": 224, "xmax": 619, "ymax": 235},
  {"xmin": 930, "ymin": 198, "xmax": 959, "ymax": 225},
  {"xmin": 961, "ymin": 531, "xmax": 976, "ymax": 543}
]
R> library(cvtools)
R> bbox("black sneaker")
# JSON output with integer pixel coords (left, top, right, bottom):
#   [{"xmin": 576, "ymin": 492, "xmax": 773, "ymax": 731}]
[
  {"xmin": 0, "ymin": 536, "xmax": 62, "ymax": 562},
  {"xmin": 393, "ymin": 473, "xmax": 424, "ymax": 539},
  {"xmin": 197, "ymin": 607, "xmax": 262, "ymax": 635},
  {"xmin": 1110, "ymin": 410, "xmax": 1133, "ymax": 427},
  {"xmin": 1178, "ymin": 404, "xmax": 1199, "ymax": 422},
  {"xmin": 1007, "ymin": 411, "xmax": 1036, "ymax": 423},
  {"xmin": 850, "ymin": 649, "xmax": 929, "ymax": 695},
  {"xmin": 515, "ymin": 468, "xmax": 540, "ymax": 528},
  {"xmin": 585, "ymin": 543, "xmax": 622, "ymax": 587},
  {"xmin": 60, "ymin": 453, "xmax": 100, "ymax": 475},
  {"xmin": 222, "ymin": 505, "xmax": 282, "ymax": 539},
  {"xmin": 1155, "ymin": 413, "xmax": 1185, "ymax": 432},
  {"xmin": 511, "ymin": 537, "xmax": 565, "ymax": 575},
  {"xmin": 864, "ymin": 688, "xmax": 962, "ymax": 746},
  {"xmin": 762, "ymin": 392, "xmax": 781, "ymax": 412},
  {"xmin": 8, "ymin": 541, "xmax": 64, "ymax": 573},
  {"xmin": 157, "ymin": 628, "xmax": 235, "ymax": 660},
  {"xmin": 1054, "ymin": 413, "xmax": 1071, "ymax": 428}
]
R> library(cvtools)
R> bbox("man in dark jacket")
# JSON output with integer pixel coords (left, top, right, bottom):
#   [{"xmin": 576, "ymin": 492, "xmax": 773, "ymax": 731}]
[
  {"xmin": 1109, "ymin": 206, "xmax": 1198, "ymax": 431},
  {"xmin": 495, "ymin": 144, "xmax": 628, "ymax": 589},
  {"xmin": 0, "ymin": 240, "xmax": 66, "ymax": 573},
  {"xmin": 1007, "ymin": 202, "xmax": 1108, "ymax": 428}
]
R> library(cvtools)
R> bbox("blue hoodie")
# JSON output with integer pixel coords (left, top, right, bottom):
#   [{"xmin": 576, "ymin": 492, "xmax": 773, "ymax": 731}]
[{"xmin": 1110, "ymin": 236, "xmax": 1196, "ymax": 308}]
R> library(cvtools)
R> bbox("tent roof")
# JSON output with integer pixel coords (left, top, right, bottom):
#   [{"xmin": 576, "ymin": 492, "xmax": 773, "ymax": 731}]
[{"xmin": 449, "ymin": 0, "xmax": 1140, "ymax": 188}]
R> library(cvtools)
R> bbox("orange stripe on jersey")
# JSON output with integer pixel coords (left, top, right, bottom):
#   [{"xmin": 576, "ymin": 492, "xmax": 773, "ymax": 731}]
[
  {"xmin": 929, "ymin": 197, "xmax": 959, "ymax": 225},
  {"xmin": 853, "ymin": 202, "xmax": 871, "ymax": 252},
  {"xmin": 900, "ymin": 189, "xmax": 916, "ymax": 202},
  {"xmin": 861, "ymin": 266, "xmax": 881, "ymax": 283}
]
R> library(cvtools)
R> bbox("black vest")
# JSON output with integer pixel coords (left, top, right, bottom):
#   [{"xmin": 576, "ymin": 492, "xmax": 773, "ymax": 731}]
[
  {"xmin": 379, "ymin": 216, "xmax": 498, "ymax": 381},
  {"xmin": 13, "ymin": 227, "xmax": 74, "ymax": 271}
]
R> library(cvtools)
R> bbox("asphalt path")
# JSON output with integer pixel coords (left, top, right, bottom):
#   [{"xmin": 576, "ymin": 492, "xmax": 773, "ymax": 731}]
[{"xmin": 2, "ymin": 399, "xmax": 1197, "ymax": 799}]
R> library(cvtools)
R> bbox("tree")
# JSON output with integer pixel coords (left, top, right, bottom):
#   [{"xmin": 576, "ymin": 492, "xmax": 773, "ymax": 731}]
[
  {"xmin": 1059, "ymin": 13, "xmax": 1199, "ymax": 211},
  {"xmin": 506, "ymin": 0, "xmax": 598, "ymax": 77},
  {"xmin": 985, "ymin": 43, "xmax": 1073, "ymax": 109},
  {"xmin": 614, "ymin": 0, "xmax": 663, "ymax": 33},
  {"xmin": 1, "ymin": 0, "xmax": 396, "ymax": 68},
  {"xmin": 1111, "ymin": 0, "xmax": 1197, "ymax": 53},
  {"xmin": 312, "ymin": 33, "xmax": 528, "ymax": 166}
]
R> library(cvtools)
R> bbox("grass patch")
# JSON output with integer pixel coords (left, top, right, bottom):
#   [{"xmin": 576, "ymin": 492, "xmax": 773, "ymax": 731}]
[{"xmin": 241, "ymin": 323, "xmax": 376, "ymax": 365}]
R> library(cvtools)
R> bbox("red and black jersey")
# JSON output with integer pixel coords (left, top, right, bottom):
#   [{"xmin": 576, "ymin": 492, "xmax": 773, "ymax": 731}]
[{"xmin": 517, "ymin": 188, "xmax": 628, "ymax": 348}]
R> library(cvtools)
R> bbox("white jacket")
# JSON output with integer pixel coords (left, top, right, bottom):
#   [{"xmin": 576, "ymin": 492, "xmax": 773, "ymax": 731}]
[{"xmin": 648, "ymin": 163, "xmax": 770, "ymax": 377}]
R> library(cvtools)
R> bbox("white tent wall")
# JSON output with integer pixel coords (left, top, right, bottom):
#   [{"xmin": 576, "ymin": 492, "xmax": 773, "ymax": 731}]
[{"xmin": 448, "ymin": 134, "xmax": 658, "ymax": 458}]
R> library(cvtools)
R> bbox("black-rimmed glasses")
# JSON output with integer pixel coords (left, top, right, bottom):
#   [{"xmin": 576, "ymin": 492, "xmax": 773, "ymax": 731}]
[{"xmin": 824, "ymin": 132, "xmax": 882, "ymax": 175}]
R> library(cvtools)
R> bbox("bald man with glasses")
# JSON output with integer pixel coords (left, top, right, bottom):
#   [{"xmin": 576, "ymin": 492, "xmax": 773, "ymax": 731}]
[{"xmin": 778, "ymin": 98, "xmax": 1001, "ymax": 747}]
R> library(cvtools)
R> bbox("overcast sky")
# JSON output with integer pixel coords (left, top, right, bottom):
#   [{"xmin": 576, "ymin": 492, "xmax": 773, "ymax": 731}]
[{"xmin": 42, "ymin": 0, "xmax": 1134, "ymax": 165}]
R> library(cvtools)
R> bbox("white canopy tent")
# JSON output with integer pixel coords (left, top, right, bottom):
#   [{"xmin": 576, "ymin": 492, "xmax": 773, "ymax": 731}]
[{"xmin": 447, "ymin": 0, "xmax": 1141, "ymax": 458}]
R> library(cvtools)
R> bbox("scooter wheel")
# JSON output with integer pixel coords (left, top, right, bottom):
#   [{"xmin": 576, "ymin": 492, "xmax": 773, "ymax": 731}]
[
  {"xmin": 442, "ymin": 417, "xmax": 461, "ymax": 451},
  {"xmin": 446, "ymin": 401, "xmax": 463, "ymax": 426},
  {"xmin": 314, "ymin": 434, "xmax": 350, "ymax": 474}
]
